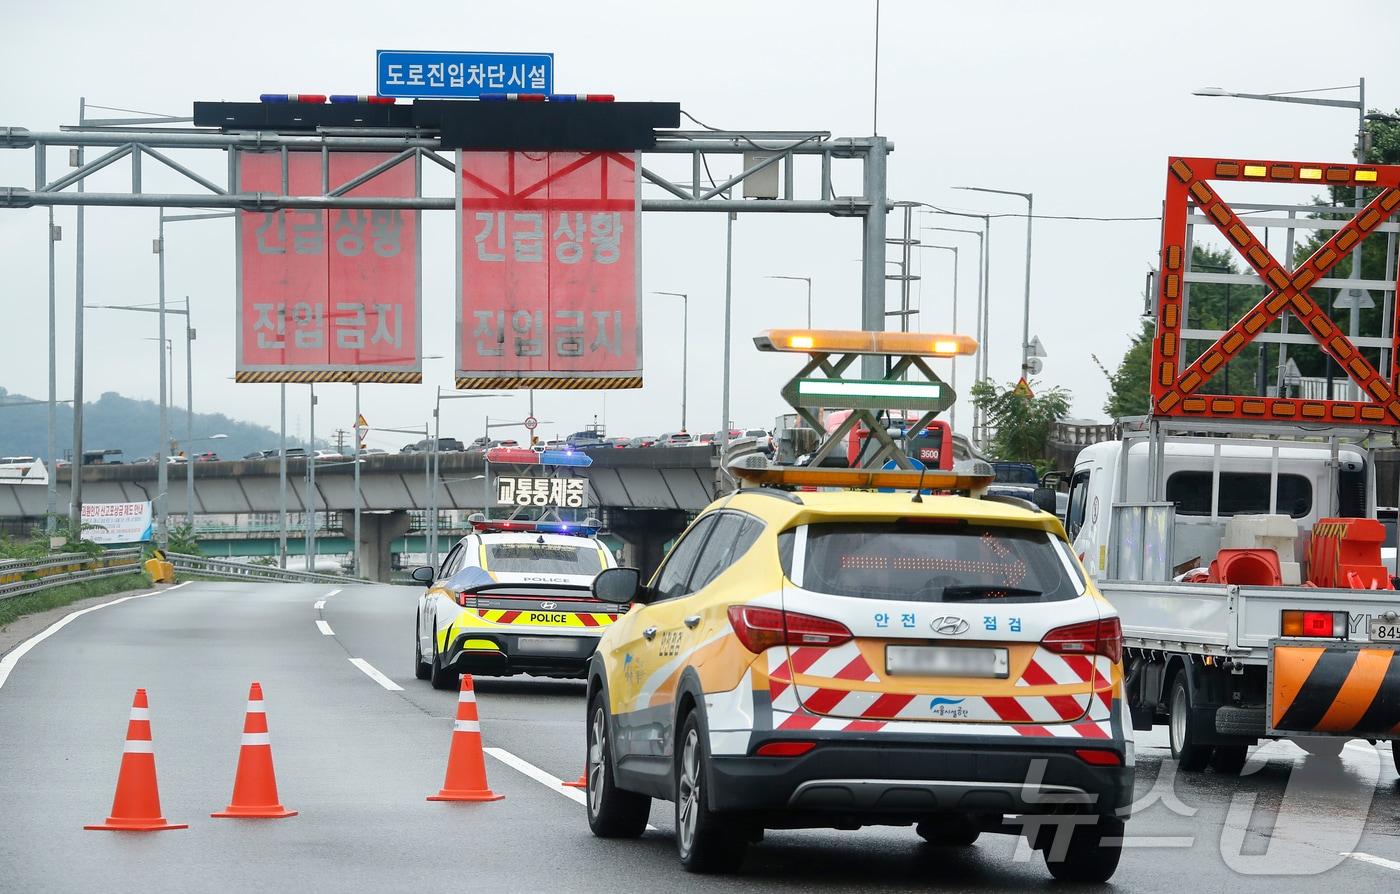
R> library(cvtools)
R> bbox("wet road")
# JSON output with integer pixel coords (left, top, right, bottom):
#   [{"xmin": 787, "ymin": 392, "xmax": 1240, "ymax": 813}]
[{"xmin": 2, "ymin": 580, "xmax": 1399, "ymax": 892}]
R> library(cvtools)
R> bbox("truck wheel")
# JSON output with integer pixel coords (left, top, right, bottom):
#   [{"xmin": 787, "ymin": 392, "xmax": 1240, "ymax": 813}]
[
  {"xmin": 586, "ymin": 693, "xmax": 650, "ymax": 838},
  {"xmin": 1298, "ymin": 737, "xmax": 1345, "ymax": 759},
  {"xmin": 1169, "ymin": 673, "xmax": 1213, "ymax": 771},
  {"xmin": 1210, "ymin": 744, "xmax": 1248, "ymax": 775},
  {"xmin": 1043, "ymin": 815, "xmax": 1124, "ymax": 883}
]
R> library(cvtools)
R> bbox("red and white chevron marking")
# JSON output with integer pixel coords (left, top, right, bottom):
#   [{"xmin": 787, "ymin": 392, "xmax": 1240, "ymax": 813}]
[
  {"xmin": 1016, "ymin": 648, "xmax": 1094, "ymax": 687},
  {"xmin": 763, "ymin": 649, "xmax": 1115, "ymax": 728},
  {"xmin": 770, "ymin": 707, "xmax": 1114, "ymax": 740},
  {"xmin": 786, "ymin": 642, "xmax": 879, "ymax": 682}
]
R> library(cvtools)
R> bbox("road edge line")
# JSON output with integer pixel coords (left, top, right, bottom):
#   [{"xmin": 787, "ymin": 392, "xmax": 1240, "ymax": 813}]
[
  {"xmin": 348, "ymin": 657, "xmax": 404, "ymax": 691},
  {"xmin": 481, "ymin": 745, "xmax": 657, "ymax": 830},
  {"xmin": 1342, "ymin": 852, "xmax": 1400, "ymax": 872},
  {"xmin": 0, "ymin": 582, "xmax": 190, "ymax": 691}
]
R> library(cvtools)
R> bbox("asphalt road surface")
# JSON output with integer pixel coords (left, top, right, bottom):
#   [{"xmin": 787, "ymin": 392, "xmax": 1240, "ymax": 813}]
[{"xmin": 3, "ymin": 581, "xmax": 1400, "ymax": 892}]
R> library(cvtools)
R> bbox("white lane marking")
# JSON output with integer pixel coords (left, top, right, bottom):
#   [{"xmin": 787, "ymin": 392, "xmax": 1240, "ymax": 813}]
[
  {"xmin": 482, "ymin": 746, "xmax": 656, "ymax": 831},
  {"xmin": 1343, "ymin": 852, "xmax": 1400, "ymax": 872},
  {"xmin": 324, "ymin": 588, "xmax": 342, "ymax": 598},
  {"xmin": 0, "ymin": 582, "xmax": 190, "ymax": 691},
  {"xmin": 316, "ymin": 620, "xmax": 335, "ymax": 636},
  {"xmin": 347, "ymin": 657, "xmax": 403, "ymax": 691},
  {"xmin": 314, "ymin": 600, "xmax": 326, "ymax": 610}
]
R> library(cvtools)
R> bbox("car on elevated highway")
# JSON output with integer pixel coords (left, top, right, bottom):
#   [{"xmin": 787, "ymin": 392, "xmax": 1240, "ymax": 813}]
[
  {"xmin": 413, "ymin": 517, "xmax": 621, "ymax": 687},
  {"xmin": 583, "ymin": 470, "xmax": 1130, "ymax": 882}
]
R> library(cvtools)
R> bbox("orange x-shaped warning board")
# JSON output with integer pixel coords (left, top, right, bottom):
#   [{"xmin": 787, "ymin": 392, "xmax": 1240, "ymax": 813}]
[{"xmin": 1152, "ymin": 157, "xmax": 1400, "ymax": 426}]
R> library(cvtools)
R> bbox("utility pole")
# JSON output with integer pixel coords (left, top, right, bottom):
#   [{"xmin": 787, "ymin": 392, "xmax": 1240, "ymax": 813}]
[
  {"xmin": 333, "ymin": 428, "xmax": 347, "ymax": 452},
  {"xmin": 305, "ymin": 385, "xmax": 317, "ymax": 570},
  {"xmin": 46, "ymin": 208, "xmax": 59, "ymax": 536},
  {"xmin": 69, "ymin": 97, "xmax": 86, "ymax": 541},
  {"xmin": 278, "ymin": 385, "xmax": 288, "ymax": 569},
  {"xmin": 155, "ymin": 212, "xmax": 169, "ymax": 548}
]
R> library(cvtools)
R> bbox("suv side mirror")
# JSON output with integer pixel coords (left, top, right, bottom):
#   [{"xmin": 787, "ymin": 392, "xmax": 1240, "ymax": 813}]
[
  {"xmin": 410, "ymin": 565, "xmax": 436, "ymax": 584},
  {"xmin": 1029, "ymin": 487, "xmax": 1058, "ymax": 514},
  {"xmin": 593, "ymin": 567, "xmax": 642, "ymax": 604}
]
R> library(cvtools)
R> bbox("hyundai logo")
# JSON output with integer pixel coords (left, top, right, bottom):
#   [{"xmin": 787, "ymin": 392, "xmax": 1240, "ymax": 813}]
[
  {"xmin": 539, "ymin": 601, "xmax": 557, "ymax": 610},
  {"xmin": 930, "ymin": 616, "xmax": 969, "ymax": 636}
]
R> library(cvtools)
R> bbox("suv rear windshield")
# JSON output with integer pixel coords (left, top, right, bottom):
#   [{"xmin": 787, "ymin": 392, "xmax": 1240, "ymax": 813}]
[
  {"xmin": 484, "ymin": 543, "xmax": 603, "ymax": 575},
  {"xmin": 778, "ymin": 522, "xmax": 1083, "ymax": 604}
]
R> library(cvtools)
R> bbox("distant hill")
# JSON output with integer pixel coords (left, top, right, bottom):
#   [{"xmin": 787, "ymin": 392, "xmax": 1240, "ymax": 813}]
[{"xmin": 0, "ymin": 387, "xmax": 312, "ymax": 463}]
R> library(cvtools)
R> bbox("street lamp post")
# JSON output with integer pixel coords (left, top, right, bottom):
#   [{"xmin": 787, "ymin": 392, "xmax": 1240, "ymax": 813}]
[
  {"xmin": 305, "ymin": 385, "xmax": 317, "ymax": 571},
  {"xmin": 915, "ymin": 244, "xmax": 960, "ymax": 433},
  {"xmin": 922, "ymin": 225, "xmax": 985, "ymax": 436},
  {"xmin": 650, "ymin": 292, "xmax": 689, "ymax": 431},
  {"xmin": 954, "ymin": 186, "xmax": 1033, "ymax": 379},
  {"xmin": 764, "ymin": 275, "xmax": 813, "ymax": 328},
  {"xmin": 46, "ymin": 209, "xmax": 60, "ymax": 535},
  {"xmin": 378, "ymin": 423, "xmax": 432, "ymax": 570},
  {"xmin": 178, "ymin": 433, "xmax": 226, "ymax": 526},
  {"xmin": 1193, "ymin": 80, "xmax": 1369, "ymax": 397},
  {"xmin": 430, "ymin": 388, "xmax": 508, "ymax": 566},
  {"xmin": 919, "ymin": 210, "xmax": 991, "ymax": 446}
]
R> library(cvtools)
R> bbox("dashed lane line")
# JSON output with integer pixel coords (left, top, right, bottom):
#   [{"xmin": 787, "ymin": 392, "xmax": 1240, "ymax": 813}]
[
  {"xmin": 324, "ymin": 588, "xmax": 342, "ymax": 598},
  {"xmin": 314, "ymin": 600, "xmax": 326, "ymax": 610},
  {"xmin": 316, "ymin": 620, "xmax": 335, "ymax": 636},
  {"xmin": 0, "ymin": 582, "xmax": 191, "ymax": 691},
  {"xmin": 482, "ymin": 746, "xmax": 657, "ymax": 831},
  {"xmin": 1343, "ymin": 852, "xmax": 1400, "ymax": 873},
  {"xmin": 348, "ymin": 658, "xmax": 403, "ymax": 691}
]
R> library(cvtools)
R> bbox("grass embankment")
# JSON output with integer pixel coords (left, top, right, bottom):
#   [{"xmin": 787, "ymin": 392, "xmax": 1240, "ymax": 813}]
[{"xmin": 0, "ymin": 572, "xmax": 150, "ymax": 630}]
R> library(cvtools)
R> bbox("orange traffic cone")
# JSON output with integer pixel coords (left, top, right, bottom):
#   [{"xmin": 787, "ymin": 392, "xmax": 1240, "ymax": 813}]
[
  {"xmin": 85, "ymin": 689, "xmax": 187, "ymax": 831},
  {"xmin": 427, "ymin": 674, "xmax": 504, "ymax": 802},
  {"xmin": 562, "ymin": 766, "xmax": 587, "ymax": 789},
  {"xmin": 212, "ymin": 682, "xmax": 297, "ymax": 818}
]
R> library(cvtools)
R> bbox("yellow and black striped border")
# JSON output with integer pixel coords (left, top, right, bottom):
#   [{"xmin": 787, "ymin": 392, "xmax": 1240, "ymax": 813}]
[
  {"xmin": 1271, "ymin": 643, "xmax": 1400, "ymax": 735},
  {"xmin": 236, "ymin": 370, "xmax": 423, "ymax": 384},
  {"xmin": 456, "ymin": 376, "xmax": 643, "ymax": 390}
]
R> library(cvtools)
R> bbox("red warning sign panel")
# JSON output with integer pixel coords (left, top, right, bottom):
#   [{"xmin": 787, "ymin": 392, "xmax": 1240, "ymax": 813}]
[
  {"xmin": 456, "ymin": 151, "xmax": 641, "ymax": 390},
  {"xmin": 235, "ymin": 150, "xmax": 421, "ymax": 383},
  {"xmin": 1152, "ymin": 156, "xmax": 1400, "ymax": 426}
]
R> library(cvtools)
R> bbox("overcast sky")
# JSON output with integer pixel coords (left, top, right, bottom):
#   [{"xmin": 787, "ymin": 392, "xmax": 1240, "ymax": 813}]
[{"xmin": 3, "ymin": 0, "xmax": 1396, "ymax": 452}]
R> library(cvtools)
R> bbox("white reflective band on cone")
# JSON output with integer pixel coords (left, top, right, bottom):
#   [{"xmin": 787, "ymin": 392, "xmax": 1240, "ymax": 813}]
[
  {"xmin": 458, "ymin": 690, "xmax": 476, "ymax": 703},
  {"xmin": 453, "ymin": 719, "xmax": 480, "ymax": 733},
  {"xmin": 128, "ymin": 707, "xmax": 150, "ymax": 720},
  {"xmin": 122, "ymin": 740, "xmax": 155, "ymax": 753},
  {"xmin": 246, "ymin": 701, "xmax": 265, "ymax": 713},
  {"xmin": 241, "ymin": 732, "xmax": 272, "ymax": 746}
]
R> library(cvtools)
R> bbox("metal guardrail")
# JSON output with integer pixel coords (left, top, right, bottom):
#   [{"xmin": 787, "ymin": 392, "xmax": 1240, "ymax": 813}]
[
  {"xmin": 164, "ymin": 552, "xmax": 361, "ymax": 585},
  {"xmin": 0, "ymin": 548, "xmax": 144, "ymax": 601}
]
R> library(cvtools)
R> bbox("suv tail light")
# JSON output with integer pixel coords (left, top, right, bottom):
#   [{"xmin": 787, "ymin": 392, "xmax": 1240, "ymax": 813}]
[
  {"xmin": 727, "ymin": 605, "xmax": 853, "ymax": 654},
  {"xmin": 1041, "ymin": 617, "xmax": 1122, "ymax": 664},
  {"xmin": 1281, "ymin": 610, "xmax": 1347, "ymax": 639}
]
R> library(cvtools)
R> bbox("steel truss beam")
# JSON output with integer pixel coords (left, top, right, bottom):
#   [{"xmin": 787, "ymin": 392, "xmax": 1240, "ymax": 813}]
[{"xmin": 1, "ymin": 126, "xmax": 883, "ymax": 214}]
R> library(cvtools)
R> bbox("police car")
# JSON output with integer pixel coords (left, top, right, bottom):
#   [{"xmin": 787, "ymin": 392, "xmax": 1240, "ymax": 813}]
[
  {"xmin": 581, "ymin": 463, "xmax": 1131, "ymax": 882},
  {"xmin": 413, "ymin": 518, "xmax": 620, "ymax": 687}
]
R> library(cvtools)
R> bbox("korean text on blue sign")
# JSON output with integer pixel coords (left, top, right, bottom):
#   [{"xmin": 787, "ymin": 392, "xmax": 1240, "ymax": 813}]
[{"xmin": 376, "ymin": 50, "xmax": 553, "ymax": 99}]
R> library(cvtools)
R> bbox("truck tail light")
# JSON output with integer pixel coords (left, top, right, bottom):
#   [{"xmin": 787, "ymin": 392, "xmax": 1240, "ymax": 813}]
[
  {"xmin": 1042, "ymin": 617, "xmax": 1123, "ymax": 664},
  {"xmin": 727, "ymin": 605, "xmax": 853, "ymax": 654},
  {"xmin": 1281, "ymin": 610, "xmax": 1348, "ymax": 638}
]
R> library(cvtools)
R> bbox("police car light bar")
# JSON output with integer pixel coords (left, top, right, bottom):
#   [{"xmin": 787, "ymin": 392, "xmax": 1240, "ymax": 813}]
[
  {"xmin": 328, "ymin": 95, "xmax": 397, "ymax": 105},
  {"xmin": 479, "ymin": 93, "xmax": 615, "ymax": 103},
  {"xmin": 754, "ymin": 329, "xmax": 978, "ymax": 357},
  {"xmin": 484, "ymin": 446, "xmax": 593, "ymax": 467},
  {"xmin": 469, "ymin": 519, "xmax": 601, "ymax": 536},
  {"xmin": 259, "ymin": 94, "xmax": 327, "ymax": 104}
]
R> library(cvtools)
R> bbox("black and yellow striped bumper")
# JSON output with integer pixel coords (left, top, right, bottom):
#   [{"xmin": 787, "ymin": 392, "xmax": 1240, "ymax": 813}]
[
  {"xmin": 1269, "ymin": 642, "xmax": 1400, "ymax": 736},
  {"xmin": 236, "ymin": 370, "xmax": 422, "ymax": 384},
  {"xmin": 456, "ymin": 376, "xmax": 642, "ymax": 390}
]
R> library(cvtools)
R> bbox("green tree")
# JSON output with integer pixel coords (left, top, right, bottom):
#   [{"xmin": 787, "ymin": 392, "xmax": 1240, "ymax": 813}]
[
  {"xmin": 970, "ymin": 379, "xmax": 1071, "ymax": 462},
  {"xmin": 1102, "ymin": 318, "xmax": 1154, "ymax": 418}
]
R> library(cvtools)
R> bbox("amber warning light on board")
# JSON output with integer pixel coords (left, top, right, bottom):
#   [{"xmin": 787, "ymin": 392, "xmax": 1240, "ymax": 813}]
[{"xmin": 753, "ymin": 329, "xmax": 978, "ymax": 357}]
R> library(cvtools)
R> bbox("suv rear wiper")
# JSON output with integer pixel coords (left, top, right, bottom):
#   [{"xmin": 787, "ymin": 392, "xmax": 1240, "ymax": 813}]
[{"xmin": 940, "ymin": 585, "xmax": 1043, "ymax": 602}]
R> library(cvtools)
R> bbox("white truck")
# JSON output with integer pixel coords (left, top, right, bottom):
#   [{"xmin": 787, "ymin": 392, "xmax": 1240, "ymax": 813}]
[{"xmin": 1066, "ymin": 424, "xmax": 1400, "ymax": 774}]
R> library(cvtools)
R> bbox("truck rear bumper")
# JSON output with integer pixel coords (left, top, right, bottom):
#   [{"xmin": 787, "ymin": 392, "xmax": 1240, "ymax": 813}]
[{"xmin": 1270, "ymin": 641, "xmax": 1400, "ymax": 737}]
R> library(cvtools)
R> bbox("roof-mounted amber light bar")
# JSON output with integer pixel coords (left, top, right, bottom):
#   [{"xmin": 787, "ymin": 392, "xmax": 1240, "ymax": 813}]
[{"xmin": 754, "ymin": 329, "xmax": 979, "ymax": 357}]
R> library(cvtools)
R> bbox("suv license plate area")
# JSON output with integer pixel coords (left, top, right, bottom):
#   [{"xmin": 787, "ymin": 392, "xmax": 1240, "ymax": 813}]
[
  {"xmin": 1368, "ymin": 620, "xmax": 1400, "ymax": 642},
  {"xmin": 886, "ymin": 645, "xmax": 1009, "ymax": 678}
]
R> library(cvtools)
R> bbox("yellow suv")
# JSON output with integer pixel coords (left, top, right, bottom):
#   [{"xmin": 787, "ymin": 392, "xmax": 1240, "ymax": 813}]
[{"xmin": 584, "ymin": 486, "xmax": 1131, "ymax": 882}]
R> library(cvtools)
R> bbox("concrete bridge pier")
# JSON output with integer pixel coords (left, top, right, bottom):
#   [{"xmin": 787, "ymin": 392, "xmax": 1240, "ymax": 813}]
[
  {"xmin": 606, "ymin": 508, "xmax": 689, "ymax": 580},
  {"xmin": 342, "ymin": 510, "xmax": 412, "ymax": 583}
]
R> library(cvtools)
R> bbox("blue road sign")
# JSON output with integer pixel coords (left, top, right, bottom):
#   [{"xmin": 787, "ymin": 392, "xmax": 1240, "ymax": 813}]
[{"xmin": 376, "ymin": 50, "xmax": 553, "ymax": 99}]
